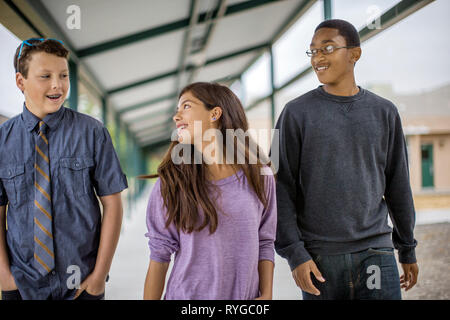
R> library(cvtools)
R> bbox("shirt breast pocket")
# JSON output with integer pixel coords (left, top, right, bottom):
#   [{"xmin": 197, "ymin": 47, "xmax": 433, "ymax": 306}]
[
  {"xmin": 0, "ymin": 164, "xmax": 27, "ymax": 206},
  {"xmin": 59, "ymin": 157, "xmax": 95, "ymax": 198}
]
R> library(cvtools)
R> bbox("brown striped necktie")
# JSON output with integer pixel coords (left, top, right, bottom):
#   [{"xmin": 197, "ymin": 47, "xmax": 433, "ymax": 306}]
[{"xmin": 34, "ymin": 121, "xmax": 55, "ymax": 275}]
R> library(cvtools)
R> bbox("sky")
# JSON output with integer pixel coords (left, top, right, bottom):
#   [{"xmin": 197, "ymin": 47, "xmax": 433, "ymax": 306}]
[{"xmin": 1, "ymin": 0, "xmax": 449, "ymax": 119}]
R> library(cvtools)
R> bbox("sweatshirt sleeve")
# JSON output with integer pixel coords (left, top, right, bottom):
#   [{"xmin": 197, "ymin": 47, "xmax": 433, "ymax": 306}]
[
  {"xmin": 384, "ymin": 108, "xmax": 418, "ymax": 264},
  {"xmin": 272, "ymin": 104, "xmax": 312, "ymax": 271},
  {"xmin": 145, "ymin": 179, "xmax": 180, "ymax": 263},
  {"xmin": 258, "ymin": 170, "xmax": 277, "ymax": 263}
]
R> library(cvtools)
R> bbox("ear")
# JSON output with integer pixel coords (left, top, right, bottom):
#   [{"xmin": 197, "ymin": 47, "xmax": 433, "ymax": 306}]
[
  {"xmin": 210, "ymin": 106, "xmax": 223, "ymax": 122},
  {"xmin": 351, "ymin": 47, "xmax": 362, "ymax": 64},
  {"xmin": 16, "ymin": 72, "xmax": 25, "ymax": 93}
]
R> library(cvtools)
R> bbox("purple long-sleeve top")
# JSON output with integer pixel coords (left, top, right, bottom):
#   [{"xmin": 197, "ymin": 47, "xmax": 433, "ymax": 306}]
[{"xmin": 145, "ymin": 168, "xmax": 277, "ymax": 300}]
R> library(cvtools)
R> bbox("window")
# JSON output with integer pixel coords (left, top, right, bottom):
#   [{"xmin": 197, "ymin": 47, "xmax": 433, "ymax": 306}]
[
  {"xmin": 78, "ymin": 82, "xmax": 102, "ymax": 121},
  {"xmin": 275, "ymin": 72, "xmax": 320, "ymax": 122},
  {"xmin": 241, "ymin": 52, "xmax": 271, "ymax": 106},
  {"xmin": 273, "ymin": 1, "xmax": 322, "ymax": 87},
  {"xmin": 0, "ymin": 23, "xmax": 22, "ymax": 118}
]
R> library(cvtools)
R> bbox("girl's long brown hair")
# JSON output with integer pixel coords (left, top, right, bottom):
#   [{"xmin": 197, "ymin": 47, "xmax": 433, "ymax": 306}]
[{"xmin": 142, "ymin": 82, "xmax": 272, "ymax": 234}]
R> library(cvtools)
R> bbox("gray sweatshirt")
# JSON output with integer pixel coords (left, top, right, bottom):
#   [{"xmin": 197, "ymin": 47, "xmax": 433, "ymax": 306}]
[{"xmin": 274, "ymin": 85, "xmax": 417, "ymax": 270}]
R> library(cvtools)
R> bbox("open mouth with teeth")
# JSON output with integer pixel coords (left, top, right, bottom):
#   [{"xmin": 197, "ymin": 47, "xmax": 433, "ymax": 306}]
[
  {"xmin": 177, "ymin": 124, "xmax": 188, "ymax": 134},
  {"xmin": 46, "ymin": 94, "xmax": 62, "ymax": 102},
  {"xmin": 315, "ymin": 65, "xmax": 329, "ymax": 72}
]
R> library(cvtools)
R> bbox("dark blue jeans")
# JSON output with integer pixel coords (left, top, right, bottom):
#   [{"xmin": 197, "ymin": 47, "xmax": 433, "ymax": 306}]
[
  {"xmin": 302, "ymin": 248, "xmax": 401, "ymax": 300},
  {"xmin": 1, "ymin": 289, "xmax": 104, "ymax": 300},
  {"xmin": 1, "ymin": 289, "xmax": 22, "ymax": 300}
]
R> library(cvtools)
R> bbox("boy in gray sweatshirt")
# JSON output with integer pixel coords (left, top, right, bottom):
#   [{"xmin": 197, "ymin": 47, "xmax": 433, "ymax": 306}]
[{"xmin": 274, "ymin": 19, "xmax": 419, "ymax": 300}]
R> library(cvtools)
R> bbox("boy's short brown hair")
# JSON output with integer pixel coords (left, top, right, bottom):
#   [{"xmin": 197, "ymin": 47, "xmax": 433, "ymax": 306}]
[{"xmin": 14, "ymin": 38, "xmax": 69, "ymax": 78}]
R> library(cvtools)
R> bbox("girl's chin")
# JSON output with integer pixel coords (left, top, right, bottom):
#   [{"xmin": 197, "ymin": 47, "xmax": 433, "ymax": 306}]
[
  {"xmin": 177, "ymin": 134, "xmax": 192, "ymax": 144},
  {"xmin": 177, "ymin": 130, "xmax": 195, "ymax": 144}
]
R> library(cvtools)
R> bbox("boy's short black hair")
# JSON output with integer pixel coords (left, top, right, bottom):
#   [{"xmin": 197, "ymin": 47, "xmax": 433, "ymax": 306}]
[
  {"xmin": 14, "ymin": 39, "xmax": 69, "ymax": 78},
  {"xmin": 314, "ymin": 19, "xmax": 360, "ymax": 47}
]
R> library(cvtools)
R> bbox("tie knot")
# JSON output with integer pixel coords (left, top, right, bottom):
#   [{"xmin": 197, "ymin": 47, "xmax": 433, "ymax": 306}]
[{"xmin": 38, "ymin": 121, "xmax": 48, "ymax": 134}]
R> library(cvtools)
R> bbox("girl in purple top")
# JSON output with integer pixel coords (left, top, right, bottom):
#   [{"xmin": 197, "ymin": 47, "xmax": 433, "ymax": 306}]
[{"xmin": 143, "ymin": 82, "xmax": 277, "ymax": 300}]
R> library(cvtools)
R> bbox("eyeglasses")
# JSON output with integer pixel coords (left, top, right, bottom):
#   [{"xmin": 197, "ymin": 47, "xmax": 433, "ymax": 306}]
[
  {"xmin": 16, "ymin": 38, "xmax": 65, "ymax": 71},
  {"xmin": 306, "ymin": 44, "xmax": 356, "ymax": 57}
]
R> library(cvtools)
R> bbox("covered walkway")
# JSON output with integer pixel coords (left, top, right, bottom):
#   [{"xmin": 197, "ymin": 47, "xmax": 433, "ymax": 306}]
[
  {"xmin": 0, "ymin": 0, "xmax": 433, "ymax": 202},
  {"xmin": 1, "ymin": 0, "xmax": 448, "ymax": 300}
]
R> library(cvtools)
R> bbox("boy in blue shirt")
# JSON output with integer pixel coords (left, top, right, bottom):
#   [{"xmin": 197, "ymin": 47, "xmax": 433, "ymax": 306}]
[{"xmin": 0, "ymin": 38, "xmax": 128, "ymax": 300}]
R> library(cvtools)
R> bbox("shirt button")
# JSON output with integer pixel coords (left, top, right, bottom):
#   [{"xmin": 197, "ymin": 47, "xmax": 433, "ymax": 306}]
[
  {"xmin": 75, "ymin": 162, "xmax": 79, "ymax": 167},
  {"xmin": 8, "ymin": 170, "xmax": 12, "ymax": 176},
  {"xmin": 51, "ymin": 270, "xmax": 56, "ymax": 276}
]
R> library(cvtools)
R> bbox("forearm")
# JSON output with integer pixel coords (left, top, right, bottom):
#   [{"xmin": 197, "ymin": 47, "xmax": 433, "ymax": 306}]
[
  {"xmin": 144, "ymin": 260, "xmax": 169, "ymax": 300},
  {"xmin": 258, "ymin": 260, "xmax": 274, "ymax": 298},
  {"xmin": 92, "ymin": 194, "xmax": 123, "ymax": 281},
  {"xmin": 385, "ymin": 113, "xmax": 417, "ymax": 263},
  {"xmin": 275, "ymin": 179, "xmax": 311, "ymax": 269},
  {"xmin": 386, "ymin": 184, "xmax": 417, "ymax": 263}
]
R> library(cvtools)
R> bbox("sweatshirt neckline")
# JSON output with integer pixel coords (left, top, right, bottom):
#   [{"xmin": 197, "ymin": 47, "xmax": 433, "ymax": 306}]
[{"xmin": 316, "ymin": 85, "xmax": 365, "ymax": 103}]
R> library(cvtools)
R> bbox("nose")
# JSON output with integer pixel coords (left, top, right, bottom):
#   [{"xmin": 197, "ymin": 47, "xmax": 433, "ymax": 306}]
[
  {"xmin": 312, "ymin": 51, "xmax": 326, "ymax": 65},
  {"xmin": 173, "ymin": 110, "xmax": 181, "ymax": 123},
  {"xmin": 51, "ymin": 76, "xmax": 62, "ymax": 90}
]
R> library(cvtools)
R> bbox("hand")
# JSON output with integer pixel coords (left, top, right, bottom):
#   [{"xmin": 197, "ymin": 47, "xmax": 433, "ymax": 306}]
[
  {"xmin": 0, "ymin": 272, "xmax": 18, "ymax": 291},
  {"xmin": 292, "ymin": 259, "xmax": 325, "ymax": 296},
  {"xmin": 73, "ymin": 272, "xmax": 106, "ymax": 299},
  {"xmin": 400, "ymin": 263, "xmax": 419, "ymax": 291},
  {"xmin": 254, "ymin": 293, "xmax": 272, "ymax": 300}
]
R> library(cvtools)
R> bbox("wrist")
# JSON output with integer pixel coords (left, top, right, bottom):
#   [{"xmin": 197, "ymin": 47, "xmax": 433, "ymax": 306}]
[
  {"xmin": 91, "ymin": 269, "xmax": 108, "ymax": 282},
  {"xmin": 0, "ymin": 270, "xmax": 16, "ymax": 290},
  {"xmin": 259, "ymin": 290, "xmax": 272, "ymax": 297},
  {"xmin": 257, "ymin": 292, "xmax": 272, "ymax": 300}
]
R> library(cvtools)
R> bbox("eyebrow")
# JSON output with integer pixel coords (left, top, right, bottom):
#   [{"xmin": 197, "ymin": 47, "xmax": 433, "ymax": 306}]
[
  {"xmin": 310, "ymin": 39, "xmax": 336, "ymax": 47},
  {"xmin": 39, "ymin": 69, "xmax": 69, "ymax": 73},
  {"xmin": 176, "ymin": 99, "xmax": 195, "ymax": 111}
]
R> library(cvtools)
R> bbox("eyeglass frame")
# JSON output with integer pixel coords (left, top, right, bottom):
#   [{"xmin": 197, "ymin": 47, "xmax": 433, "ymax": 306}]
[
  {"xmin": 306, "ymin": 44, "xmax": 357, "ymax": 57},
  {"xmin": 16, "ymin": 38, "xmax": 65, "ymax": 72}
]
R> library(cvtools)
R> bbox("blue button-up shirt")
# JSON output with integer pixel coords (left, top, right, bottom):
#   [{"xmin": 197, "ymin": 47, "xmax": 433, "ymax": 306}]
[{"xmin": 0, "ymin": 105, "xmax": 128, "ymax": 299}]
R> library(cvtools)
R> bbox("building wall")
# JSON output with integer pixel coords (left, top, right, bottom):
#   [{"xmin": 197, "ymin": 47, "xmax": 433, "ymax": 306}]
[
  {"xmin": 408, "ymin": 133, "xmax": 450, "ymax": 193},
  {"xmin": 408, "ymin": 135, "xmax": 422, "ymax": 193},
  {"xmin": 421, "ymin": 134, "xmax": 450, "ymax": 191}
]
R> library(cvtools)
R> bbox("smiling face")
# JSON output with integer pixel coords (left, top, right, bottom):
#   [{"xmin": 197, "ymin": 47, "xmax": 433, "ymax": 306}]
[
  {"xmin": 310, "ymin": 27, "xmax": 361, "ymax": 87},
  {"xmin": 173, "ymin": 90, "xmax": 221, "ymax": 145},
  {"xmin": 16, "ymin": 51, "xmax": 69, "ymax": 119}
]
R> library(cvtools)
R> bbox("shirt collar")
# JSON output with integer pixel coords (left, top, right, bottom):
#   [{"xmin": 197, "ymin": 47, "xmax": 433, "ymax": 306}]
[{"xmin": 21, "ymin": 103, "xmax": 66, "ymax": 132}]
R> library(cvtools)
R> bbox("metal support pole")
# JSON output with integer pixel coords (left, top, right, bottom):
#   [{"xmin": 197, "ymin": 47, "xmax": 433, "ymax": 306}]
[
  {"xmin": 101, "ymin": 96, "xmax": 108, "ymax": 125},
  {"xmin": 115, "ymin": 114, "xmax": 121, "ymax": 157},
  {"xmin": 68, "ymin": 60, "xmax": 78, "ymax": 111},
  {"xmin": 324, "ymin": 0, "xmax": 332, "ymax": 20},
  {"xmin": 124, "ymin": 129, "xmax": 132, "ymax": 210},
  {"xmin": 269, "ymin": 46, "xmax": 276, "ymax": 128},
  {"xmin": 132, "ymin": 137, "xmax": 139, "ymax": 201}
]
